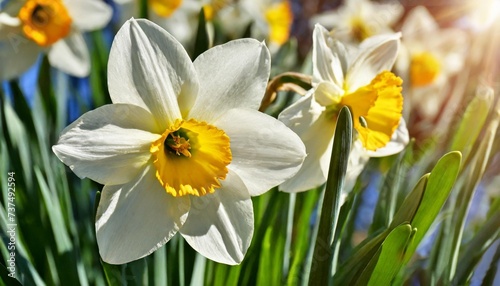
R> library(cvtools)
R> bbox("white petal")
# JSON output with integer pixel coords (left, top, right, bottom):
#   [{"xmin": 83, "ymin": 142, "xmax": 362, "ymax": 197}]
[
  {"xmin": 64, "ymin": 0, "xmax": 113, "ymax": 31},
  {"xmin": 53, "ymin": 104, "xmax": 161, "ymax": 185},
  {"xmin": 401, "ymin": 6, "xmax": 438, "ymax": 38},
  {"xmin": 148, "ymin": 0, "xmax": 201, "ymax": 49},
  {"xmin": 314, "ymin": 81, "xmax": 343, "ymax": 106},
  {"xmin": 0, "ymin": 12, "xmax": 21, "ymax": 40},
  {"xmin": 214, "ymin": 108, "xmax": 306, "ymax": 196},
  {"xmin": 189, "ymin": 39, "xmax": 270, "ymax": 123},
  {"xmin": 345, "ymin": 33, "xmax": 400, "ymax": 91},
  {"xmin": 344, "ymin": 140, "xmax": 369, "ymax": 193},
  {"xmin": 366, "ymin": 2, "xmax": 403, "ymax": 27},
  {"xmin": 312, "ymin": 24, "xmax": 346, "ymax": 88},
  {"xmin": 310, "ymin": 10, "xmax": 345, "ymax": 30},
  {"xmin": 279, "ymin": 93, "xmax": 336, "ymax": 193},
  {"xmin": 365, "ymin": 118, "xmax": 409, "ymax": 157},
  {"xmin": 96, "ymin": 165, "xmax": 190, "ymax": 264},
  {"xmin": 0, "ymin": 36, "xmax": 40, "ymax": 80},
  {"xmin": 180, "ymin": 171, "xmax": 253, "ymax": 265},
  {"xmin": 108, "ymin": 18, "xmax": 199, "ymax": 128},
  {"xmin": 48, "ymin": 33, "xmax": 90, "ymax": 77}
]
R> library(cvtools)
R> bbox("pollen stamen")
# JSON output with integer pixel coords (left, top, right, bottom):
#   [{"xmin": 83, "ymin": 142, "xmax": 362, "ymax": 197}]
[{"xmin": 165, "ymin": 132, "xmax": 192, "ymax": 157}]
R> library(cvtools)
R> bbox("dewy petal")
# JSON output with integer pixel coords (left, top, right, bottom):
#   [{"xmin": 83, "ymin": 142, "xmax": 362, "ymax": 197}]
[
  {"xmin": 189, "ymin": 39, "xmax": 270, "ymax": 123},
  {"xmin": 365, "ymin": 118, "xmax": 409, "ymax": 157},
  {"xmin": 96, "ymin": 165, "xmax": 190, "ymax": 264},
  {"xmin": 64, "ymin": 0, "xmax": 113, "ymax": 31},
  {"xmin": 214, "ymin": 108, "xmax": 306, "ymax": 196},
  {"xmin": 108, "ymin": 18, "xmax": 199, "ymax": 128},
  {"xmin": 180, "ymin": 171, "xmax": 253, "ymax": 265},
  {"xmin": 345, "ymin": 33, "xmax": 400, "ymax": 92},
  {"xmin": 52, "ymin": 104, "xmax": 162, "ymax": 185},
  {"xmin": 48, "ymin": 33, "xmax": 90, "ymax": 77},
  {"xmin": 0, "ymin": 36, "xmax": 40, "ymax": 80},
  {"xmin": 312, "ymin": 24, "xmax": 347, "ymax": 88},
  {"xmin": 279, "ymin": 93, "xmax": 336, "ymax": 193}
]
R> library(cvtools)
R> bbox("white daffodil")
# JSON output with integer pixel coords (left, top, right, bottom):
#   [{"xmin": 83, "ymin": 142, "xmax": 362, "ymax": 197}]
[
  {"xmin": 279, "ymin": 24, "xmax": 409, "ymax": 193},
  {"xmin": 52, "ymin": 18, "xmax": 306, "ymax": 265},
  {"xmin": 217, "ymin": 0, "xmax": 293, "ymax": 50},
  {"xmin": 113, "ymin": 0, "xmax": 202, "ymax": 50},
  {"xmin": 397, "ymin": 6, "xmax": 467, "ymax": 119},
  {"xmin": 0, "ymin": 0, "xmax": 112, "ymax": 79},
  {"xmin": 311, "ymin": 0, "xmax": 403, "ymax": 43}
]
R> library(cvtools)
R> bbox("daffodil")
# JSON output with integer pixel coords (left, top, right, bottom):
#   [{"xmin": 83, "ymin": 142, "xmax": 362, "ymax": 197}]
[
  {"xmin": 52, "ymin": 18, "xmax": 306, "ymax": 265},
  {"xmin": 279, "ymin": 24, "xmax": 408, "ymax": 193},
  {"xmin": 114, "ymin": 0, "xmax": 203, "ymax": 50},
  {"xmin": 311, "ymin": 0, "xmax": 403, "ymax": 43},
  {"xmin": 0, "ymin": 0, "xmax": 112, "ymax": 79},
  {"xmin": 217, "ymin": 0, "xmax": 293, "ymax": 50},
  {"xmin": 397, "ymin": 6, "xmax": 467, "ymax": 119}
]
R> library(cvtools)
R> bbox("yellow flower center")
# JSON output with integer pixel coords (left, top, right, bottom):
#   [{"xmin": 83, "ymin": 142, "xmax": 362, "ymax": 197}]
[
  {"xmin": 350, "ymin": 17, "xmax": 373, "ymax": 42},
  {"xmin": 18, "ymin": 0, "xmax": 72, "ymax": 47},
  {"xmin": 150, "ymin": 119, "xmax": 232, "ymax": 197},
  {"xmin": 265, "ymin": 1, "xmax": 293, "ymax": 45},
  {"xmin": 339, "ymin": 71, "xmax": 403, "ymax": 151},
  {"xmin": 410, "ymin": 52, "xmax": 441, "ymax": 87},
  {"xmin": 149, "ymin": 0, "xmax": 183, "ymax": 17}
]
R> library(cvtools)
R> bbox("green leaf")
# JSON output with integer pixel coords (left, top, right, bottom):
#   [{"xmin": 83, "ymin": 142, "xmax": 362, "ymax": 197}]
[
  {"xmin": 193, "ymin": 8, "xmax": 210, "ymax": 60},
  {"xmin": 453, "ymin": 210, "xmax": 500, "ymax": 284},
  {"xmin": 403, "ymin": 151, "xmax": 462, "ymax": 263},
  {"xmin": 2, "ymin": 101, "xmax": 32, "ymax": 189},
  {"xmin": 287, "ymin": 189, "xmax": 320, "ymax": 285},
  {"xmin": 437, "ymin": 103, "xmax": 500, "ymax": 282},
  {"xmin": 154, "ymin": 247, "xmax": 168, "ymax": 286},
  {"xmin": 101, "ymin": 261, "xmax": 125, "ymax": 286},
  {"xmin": 308, "ymin": 106, "xmax": 352, "ymax": 286},
  {"xmin": 365, "ymin": 224, "xmax": 415, "ymax": 286},
  {"xmin": 34, "ymin": 167, "xmax": 72, "ymax": 253},
  {"xmin": 450, "ymin": 85, "xmax": 493, "ymax": 163},
  {"xmin": 0, "ymin": 261, "xmax": 23, "ymax": 286},
  {"xmin": 190, "ymin": 254, "xmax": 206, "ymax": 286},
  {"xmin": 390, "ymin": 174, "xmax": 429, "ymax": 229},
  {"xmin": 370, "ymin": 143, "xmax": 414, "ymax": 234},
  {"xmin": 481, "ymin": 243, "xmax": 500, "ymax": 285}
]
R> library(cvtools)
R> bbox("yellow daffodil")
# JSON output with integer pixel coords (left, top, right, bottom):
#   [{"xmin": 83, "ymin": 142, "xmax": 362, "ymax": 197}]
[
  {"xmin": 53, "ymin": 18, "xmax": 305, "ymax": 265},
  {"xmin": 311, "ymin": 0, "xmax": 403, "ymax": 43},
  {"xmin": 279, "ymin": 24, "xmax": 409, "ymax": 193},
  {"xmin": 397, "ymin": 6, "xmax": 467, "ymax": 119},
  {"xmin": 0, "ymin": 0, "xmax": 112, "ymax": 79}
]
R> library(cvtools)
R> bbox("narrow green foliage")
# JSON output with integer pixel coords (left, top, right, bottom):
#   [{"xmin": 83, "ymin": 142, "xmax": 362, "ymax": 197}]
[
  {"xmin": 390, "ymin": 174, "xmax": 428, "ymax": 229},
  {"xmin": 358, "ymin": 224, "xmax": 415, "ymax": 286},
  {"xmin": 453, "ymin": 210, "xmax": 500, "ymax": 284},
  {"xmin": 193, "ymin": 8, "xmax": 210, "ymax": 60},
  {"xmin": 450, "ymin": 85, "xmax": 493, "ymax": 163},
  {"xmin": 403, "ymin": 151, "xmax": 461, "ymax": 264},
  {"xmin": 287, "ymin": 190, "xmax": 320, "ymax": 285},
  {"xmin": 308, "ymin": 106, "xmax": 352, "ymax": 286},
  {"xmin": 371, "ymin": 143, "xmax": 414, "ymax": 233},
  {"xmin": 436, "ymin": 103, "xmax": 500, "ymax": 282}
]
